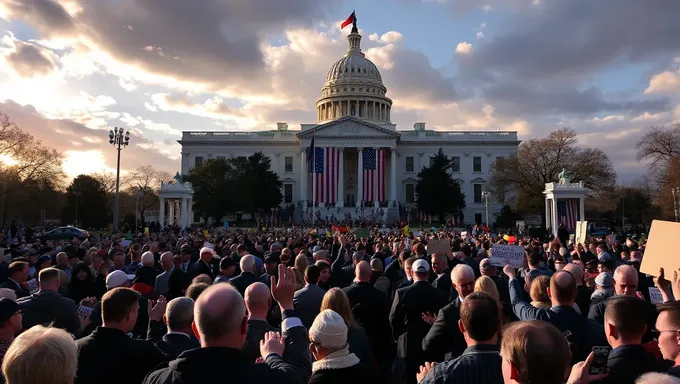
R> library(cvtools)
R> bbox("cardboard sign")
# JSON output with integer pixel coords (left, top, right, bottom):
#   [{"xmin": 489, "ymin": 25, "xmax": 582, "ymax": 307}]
[
  {"xmin": 25, "ymin": 279, "xmax": 38, "ymax": 294},
  {"xmin": 575, "ymin": 221, "xmax": 588, "ymax": 245},
  {"xmin": 649, "ymin": 287, "xmax": 664, "ymax": 305},
  {"xmin": 490, "ymin": 244, "xmax": 525, "ymax": 268},
  {"xmin": 640, "ymin": 220, "xmax": 680, "ymax": 277},
  {"xmin": 120, "ymin": 240, "xmax": 132, "ymax": 249},
  {"xmin": 426, "ymin": 240, "xmax": 453, "ymax": 257},
  {"xmin": 354, "ymin": 228, "xmax": 370, "ymax": 238},
  {"xmin": 204, "ymin": 242, "xmax": 215, "ymax": 250}
]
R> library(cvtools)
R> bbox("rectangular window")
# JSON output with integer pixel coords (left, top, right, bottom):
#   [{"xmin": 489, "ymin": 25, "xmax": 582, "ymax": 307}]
[
  {"xmin": 474, "ymin": 184, "xmax": 482, "ymax": 203},
  {"xmin": 473, "ymin": 156, "xmax": 482, "ymax": 173},
  {"xmin": 405, "ymin": 156, "xmax": 414, "ymax": 172},
  {"xmin": 405, "ymin": 184, "xmax": 415, "ymax": 203},
  {"xmin": 285, "ymin": 156, "xmax": 293, "ymax": 173},
  {"xmin": 284, "ymin": 184, "xmax": 293, "ymax": 203},
  {"xmin": 451, "ymin": 156, "xmax": 460, "ymax": 172},
  {"xmin": 195, "ymin": 156, "xmax": 203, "ymax": 167}
]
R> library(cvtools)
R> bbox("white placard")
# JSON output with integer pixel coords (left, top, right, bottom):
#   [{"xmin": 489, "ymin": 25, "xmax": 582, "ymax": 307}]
[
  {"xmin": 649, "ymin": 287, "xmax": 664, "ymax": 305},
  {"xmin": 204, "ymin": 242, "xmax": 215, "ymax": 250},
  {"xmin": 490, "ymin": 244, "xmax": 525, "ymax": 268},
  {"xmin": 25, "ymin": 278, "xmax": 38, "ymax": 294}
]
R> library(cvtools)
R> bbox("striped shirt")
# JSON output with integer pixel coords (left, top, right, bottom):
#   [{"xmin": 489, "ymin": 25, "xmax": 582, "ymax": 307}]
[{"xmin": 420, "ymin": 344, "xmax": 503, "ymax": 384}]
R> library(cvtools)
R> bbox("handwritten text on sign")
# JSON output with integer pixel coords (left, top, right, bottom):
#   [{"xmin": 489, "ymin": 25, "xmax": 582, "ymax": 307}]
[{"xmin": 490, "ymin": 245, "xmax": 525, "ymax": 268}]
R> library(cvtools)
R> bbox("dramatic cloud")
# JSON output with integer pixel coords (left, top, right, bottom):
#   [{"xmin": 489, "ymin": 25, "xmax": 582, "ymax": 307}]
[
  {"xmin": 3, "ymin": 39, "xmax": 57, "ymax": 77},
  {"xmin": 645, "ymin": 70, "xmax": 680, "ymax": 95},
  {"xmin": 455, "ymin": 42, "xmax": 472, "ymax": 55}
]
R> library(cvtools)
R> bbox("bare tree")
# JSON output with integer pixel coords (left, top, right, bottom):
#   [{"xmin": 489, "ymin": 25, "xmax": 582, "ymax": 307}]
[
  {"xmin": 123, "ymin": 165, "xmax": 172, "ymax": 225},
  {"xmin": 489, "ymin": 127, "xmax": 616, "ymax": 215},
  {"xmin": 90, "ymin": 171, "xmax": 117, "ymax": 217},
  {"xmin": 636, "ymin": 124, "xmax": 680, "ymax": 177}
]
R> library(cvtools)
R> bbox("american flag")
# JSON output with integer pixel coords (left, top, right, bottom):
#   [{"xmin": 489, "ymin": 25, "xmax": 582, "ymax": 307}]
[
  {"xmin": 313, "ymin": 147, "xmax": 340, "ymax": 205},
  {"xmin": 557, "ymin": 199, "xmax": 579, "ymax": 232},
  {"xmin": 362, "ymin": 148, "xmax": 386, "ymax": 202}
]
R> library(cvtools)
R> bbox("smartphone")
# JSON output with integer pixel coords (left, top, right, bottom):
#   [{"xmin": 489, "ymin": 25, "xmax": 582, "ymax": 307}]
[{"xmin": 589, "ymin": 346, "xmax": 611, "ymax": 375}]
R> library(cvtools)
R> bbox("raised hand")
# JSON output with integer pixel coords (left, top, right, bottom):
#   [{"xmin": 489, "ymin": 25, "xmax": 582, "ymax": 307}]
[
  {"xmin": 271, "ymin": 264, "xmax": 295, "ymax": 311},
  {"xmin": 147, "ymin": 295, "xmax": 167, "ymax": 322},
  {"xmin": 416, "ymin": 362, "xmax": 436, "ymax": 383},
  {"xmin": 260, "ymin": 331, "xmax": 285, "ymax": 358},
  {"xmin": 421, "ymin": 312, "xmax": 436, "ymax": 326}
]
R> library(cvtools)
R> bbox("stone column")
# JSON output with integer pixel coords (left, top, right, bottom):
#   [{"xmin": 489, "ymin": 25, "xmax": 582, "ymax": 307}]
[
  {"xmin": 551, "ymin": 197, "xmax": 558, "ymax": 236},
  {"xmin": 159, "ymin": 197, "xmax": 165, "ymax": 228},
  {"xmin": 357, "ymin": 148, "xmax": 363, "ymax": 207},
  {"xmin": 181, "ymin": 198, "xmax": 188, "ymax": 228},
  {"xmin": 390, "ymin": 148, "xmax": 397, "ymax": 203},
  {"xmin": 168, "ymin": 200, "xmax": 174, "ymax": 226},
  {"xmin": 579, "ymin": 197, "xmax": 585, "ymax": 223},
  {"xmin": 300, "ymin": 148, "xmax": 308, "ymax": 206},
  {"xmin": 337, "ymin": 148, "xmax": 344, "ymax": 207},
  {"xmin": 187, "ymin": 199, "xmax": 194, "ymax": 226},
  {"xmin": 545, "ymin": 197, "xmax": 550, "ymax": 231}
]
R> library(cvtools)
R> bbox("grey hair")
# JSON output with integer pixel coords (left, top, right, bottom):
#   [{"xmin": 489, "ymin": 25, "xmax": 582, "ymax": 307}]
[
  {"xmin": 165, "ymin": 297, "xmax": 195, "ymax": 331},
  {"xmin": 636, "ymin": 373, "xmax": 680, "ymax": 384},
  {"xmin": 141, "ymin": 251, "xmax": 155, "ymax": 266}
]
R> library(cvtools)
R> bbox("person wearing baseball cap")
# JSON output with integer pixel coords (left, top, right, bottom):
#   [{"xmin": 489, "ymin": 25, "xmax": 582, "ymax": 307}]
[
  {"xmin": 389, "ymin": 256, "xmax": 447, "ymax": 381},
  {"xmin": 0, "ymin": 298, "xmax": 22, "ymax": 362},
  {"xmin": 106, "ymin": 270, "xmax": 135, "ymax": 290}
]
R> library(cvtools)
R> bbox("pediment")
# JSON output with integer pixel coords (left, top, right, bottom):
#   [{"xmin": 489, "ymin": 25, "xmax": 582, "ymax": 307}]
[
  {"xmin": 297, "ymin": 116, "xmax": 401, "ymax": 138},
  {"xmin": 470, "ymin": 177, "xmax": 486, "ymax": 183}
]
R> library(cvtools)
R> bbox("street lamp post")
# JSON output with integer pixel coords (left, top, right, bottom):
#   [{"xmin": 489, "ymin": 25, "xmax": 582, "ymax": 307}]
[
  {"xmin": 673, "ymin": 187, "xmax": 679, "ymax": 222},
  {"xmin": 73, "ymin": 191, "xmax": 81, "ymax": 227},
  {"xmin": 109, "ymin": 127, "xmax": 130, "ymax": 233},
  {"xmin": 135, "ymin": 188, "xmax": 143, "ymax": 233},
  {"xmin": 481, "ymin": 191, "xmax": 490, "ymax": 227}
]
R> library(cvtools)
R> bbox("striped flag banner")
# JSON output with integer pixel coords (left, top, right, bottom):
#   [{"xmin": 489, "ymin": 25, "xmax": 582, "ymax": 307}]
[
  {"xmin": 362, "ymin": 148, "xmax": 386, "ymax": 202},
  {"xmin": 313, "ymin": 147, "xmax": 340, "ymax": 205},
  {"xmin": 557, "ymin": 198, "xmax": 579, "ymax": 232}
]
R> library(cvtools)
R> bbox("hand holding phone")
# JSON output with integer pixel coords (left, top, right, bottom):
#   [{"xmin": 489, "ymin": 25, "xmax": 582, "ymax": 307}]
[
  {"xmin": 589, "ymin": 346, "xmax": 610, "ymax": 375},
  {"xmin": 567, "ymin": 347, "xmax": 610, "ymax": 384}
]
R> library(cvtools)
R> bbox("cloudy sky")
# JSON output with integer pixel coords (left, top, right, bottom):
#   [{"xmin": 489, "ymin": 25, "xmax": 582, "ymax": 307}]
[{"xmin": 0, "ymin": 0, "xmax": 679, "ymax": 182}]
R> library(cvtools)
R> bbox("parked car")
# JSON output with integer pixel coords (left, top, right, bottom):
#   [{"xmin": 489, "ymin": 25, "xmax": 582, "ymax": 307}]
[
  {"xmin": 40, "ymin": 226, "xmax": 89, "ymax": 242},
  {"xmin": 589, "ymin": 227, "xmax": 611, "ymax": 237}
]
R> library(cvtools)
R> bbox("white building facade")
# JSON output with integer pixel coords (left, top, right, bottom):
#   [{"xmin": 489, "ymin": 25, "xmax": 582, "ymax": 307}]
[{"xmin": 169, "ymin": 23, "xmax": 519, "ymax": 226}]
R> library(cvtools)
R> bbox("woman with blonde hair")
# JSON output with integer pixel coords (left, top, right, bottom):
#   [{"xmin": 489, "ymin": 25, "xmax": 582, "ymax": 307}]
[
  {"xmin": 293, "ymin": 253, "xmax": 308, "ymax": 290},
  {"xmin": 474, "ymin": 275, "xmax": 506, "ymax": 323},
  {"xmin": 320, "ymin": 288, "xmax": 372, "ymax": 367},
  {"xmin": 530, "ymin": 275, "xmax": 551, "ymax": 310}
]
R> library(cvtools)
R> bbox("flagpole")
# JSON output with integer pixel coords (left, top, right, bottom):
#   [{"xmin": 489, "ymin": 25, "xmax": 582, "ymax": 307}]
[{"xmin": 312, "ymin": 132, "xmax": 316, "ymax": 227}]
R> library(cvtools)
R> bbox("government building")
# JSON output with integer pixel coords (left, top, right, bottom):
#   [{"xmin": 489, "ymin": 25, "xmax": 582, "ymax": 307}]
[{"xmin": 160, "ymin": 22, "xmax": 520, "ymax": 227}]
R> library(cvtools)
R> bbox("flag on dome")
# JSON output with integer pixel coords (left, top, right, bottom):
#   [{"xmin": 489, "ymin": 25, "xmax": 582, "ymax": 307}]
[{"xmin": 341, "ymin": 11, "xmax": 356, "ymax": 29}]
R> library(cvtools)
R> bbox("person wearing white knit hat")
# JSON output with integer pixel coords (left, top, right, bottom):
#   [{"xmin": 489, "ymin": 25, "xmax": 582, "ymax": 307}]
[{"xmin": 308, "ymin": 309, "xmax": 376, "ymax": 384}]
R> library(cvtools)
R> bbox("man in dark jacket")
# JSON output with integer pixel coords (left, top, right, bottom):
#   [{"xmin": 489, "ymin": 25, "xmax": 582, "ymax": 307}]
[
  {"xmin": 153, "ymin": 297, "xmax": 199, "ymax": 360},
  {"xmin": 600, "ymin": 296, "xmax": 663, "ymax": 384},
  {"xmin": 389, "ymin": 259, "xmax": 447, "ymax": 384},
  {"xmin": 503, "ymin": 265, "xmax": 607, "ymax": 364},
  {"xmin": 188, "ymin": 247, "xmax": 218, "ymax": 279},
  {"xmin": 430, "ymin": 253, "xmax": 451, "ymax": 300},
  {"xmin": 143, "ymin": 265, "xmax": 312, "ymax": 384},
  {"xmin": 17, "ymin": 267, "xmax": 81, "ymax": 336},
  {"xmin": 331, "ymin": 251, "xmax": 362, "ymax": 289},
  {"xmin": 0, "ymin": 261, "xmax": 30, "ymax": 299},
  {"xmin": 293, "ymin": 265, "xmax": 326, "ymax": 329},
  {"xmin": 228, "ymin": 255, "xmax": 261, "ymax": 297},
  {"xmin": 343, "ymin": 261, "xmax": 392, "ymax": 365},
  {"xmin": 243, "ymin": 282, "xmax": 278, "ymax": 362},
  {"xmin": 564, "ymin": 263, "xmax": 591, "ymax": 316},
  {"xmin": 76, "ymin": 287, "xmax": 168, "ymax": 384}
]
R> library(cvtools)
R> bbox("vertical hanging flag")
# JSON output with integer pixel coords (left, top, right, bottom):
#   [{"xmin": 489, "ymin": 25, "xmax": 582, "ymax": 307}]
[
  {"xmin": 557, "ymin": 199, "xmax": 579, "ymax": 231},
  {"xmin": 307, "ymin": 129, "xmax": 316, "ymax": 173},
  {"xmin": 362, "ymin": 148, "xmax": 386, "ymax": 203},
  {"xmin": 312, "ymin": 147, "xmax": 340, "ymax": 205}
]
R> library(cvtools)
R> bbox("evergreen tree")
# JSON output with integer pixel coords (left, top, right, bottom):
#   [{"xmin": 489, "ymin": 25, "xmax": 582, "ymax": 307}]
[
  {"xmin": 62, "ymin": 175, "xmax": 108, "ymax": 228},
  {"xmin": 415, "ymin": 148, "xmax": 465, "ymax": 222}
]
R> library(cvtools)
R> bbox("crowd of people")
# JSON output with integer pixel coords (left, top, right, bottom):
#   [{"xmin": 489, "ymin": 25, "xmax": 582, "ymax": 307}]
[{"xmin": 0, "ymin": 223, "xmax": 677, "ymax": 384}]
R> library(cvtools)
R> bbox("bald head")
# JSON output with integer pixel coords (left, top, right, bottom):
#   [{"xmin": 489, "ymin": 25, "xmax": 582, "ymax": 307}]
[
  {"xmin": 194, "ymin": 284, "xmax": 247, "ymax": 347},
  {"xmin": 244, "ymin": 282, "xmax": 271, "ymax": 318},
  {"xmin": 613, "ymin": 264, "xmax": 639, "ymax": 296},
  {"xmin": 240, "ymin": 255, "xmax": 256, "ymax": 273},
  {"xmin": 563, "ymin": 263, "xmax": 583, "ymax": 286},
  {"xmin": 355, "ymin": 261, "xmax": 371, "ymax": 282},
  {"xmin": 549, "ymin": 270, "xmax": 576, "ymax": 305},
  {"xmin": 370, "ymin": 258, "xmax": 383, "ymax": 273},
  {"xmin": 352, "ymin": 252, "xmax": 363, "ymax": 263}
]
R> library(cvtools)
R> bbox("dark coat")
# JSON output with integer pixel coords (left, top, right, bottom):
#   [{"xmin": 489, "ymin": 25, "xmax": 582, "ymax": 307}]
[
  {"xmin": 309, "ymin": 362, "xmax": 377, "ymax": 384},
  {"xmin": 155, "ymin": 333, "xmax": 200, "ymax": 361},
  {"xmin": 431, "ymin": 268, "xmax": 452, "ymax": 300},
  {"xmin": 422, "ymin": 298, "xmax": 466, "ymax": 362},
  {"xmin": 420, "ymin": 344, "xmax": 503, "ymax": 384},
  {"xmin": 330, "ymin": 254, "xmax": 355, "ymax": 288},
  {"xmin": 76, "ymin": 327, "xmax": 168, "ymax": 384},
  {"xmin": 0, "ymin": 279, "xmax": 29, "ymax": 299},
  {"xmin": 228, "ymin": 272, "xmax": 261, "ymax": 297},
  {"xmin": 188, "ymin": 259, "xmax": 216, "ymax": 280},
  {"xmin": 600, "ymin": 344, "xmax": 663, "ymax": 384},
  {"xmin": 588, "ymin": 296, "xmax": 657, "ymax": 343},
  {"xmin": 389, "ymin": 281, "xmax": 447, "ymax": 362},
  {"xmin": 343, "ymin": 281, "xmax": 392, "ymax": 363},
  {"xmin": 575, "ymin": 285, "xmax": 592, "ymax": 316},
  {"xmin": 17, "ymin": 290, "xmax": 81, "ymax": 336},
  {"xmin": 293, "ymin": 284, "xmax": 326, "ymax": 330},
  {"xmin": 243, "ymin": 319, "xmax": 277, "ymax": 362}
]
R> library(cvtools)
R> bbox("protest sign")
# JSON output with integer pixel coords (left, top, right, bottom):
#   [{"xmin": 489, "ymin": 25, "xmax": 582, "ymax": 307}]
[
  {"xmin": 25, "ymin": 278, "xmax": 38, "ymax": 294},
  {"xmin": 120, "ymin": 240, "xmax": 132, "ymax": 249},
  {"xmin": 575, "ymin": 221, "xmax": 588, "ymax": 245},
  {"xmin": 354, "ymin": 228, "xmax": 370, "ymax": 238},
  {"xmin": 204, "ymin": 242, "xmax": 215, "ymax": 250},
  {"xmin": 649, "ymin": 287, "xmax": 664, "ymax": 305},
  {"xmin": 490, "ymin": 244, "xmax": 525, "ymax": 268},
  {"xmin": 426, "ymin": 239, "xmax": 453, "ymax": 257},
  {"xmin": 640, "ymin": 220, "xmax": 680, "ymax": 276}
]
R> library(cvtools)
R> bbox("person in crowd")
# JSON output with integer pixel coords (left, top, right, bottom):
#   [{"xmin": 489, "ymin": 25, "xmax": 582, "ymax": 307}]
[
  {"xmin": 601, "ymin": 295, "xmax": 663, "ymax": 384},
  {"xmin": 431, "ymin": 253, "xmax": 452, "ymax": 299},
  {"xmin": 331, "ymin": 251, "xmax": 363, "ymax": 288},
  {"xmin": 308, "ymin": 309, "xmax": 376, "ymax": 384},
  {"xmin": 529, "ymin": 275, "xmax": 551, "ymax": 310},
  {"xmin": 185, "ymin": 282, "xmax": 209, "ymax": 301},
  {"xmin": 18, "ymin": 268, "xmax": 82, "ymax": 336},
  {"xmin": 390, "ymin": 259, "xmax": 447, "ymax": 384},
  {"xmin": 243, "ymin": 282, "xmax": 277, "ymax": 362},
  {"xmin": 68, "ymin": 262, "xmax": 96, "ymax": 304},
  {"xmin": 192, "ymin": 274, "xmax": 213, "ymax": 286},
  {"xmin": 422, "ymin": 264, "xmax": 475, "ymax": 363},
  {"xmin": 564, "ymin": 263, "xmax": 592, "ymax": 317},
  {"xmin": 0, "ymin": 262, "xmax": 29, "ymax": 299},
  {"xmin": 343, "ymin": 261, "xmax": 392, "ymax": 368},
  {"xmin": 154, "ymin": 297, "xmax": 199, "ymax": 360},
  {"xmin": 189, "ymin": 247, "xmax": 218, "ymax": 279},
  {"xmin": 503, "ymin": 265, "xmax": 606, "ymax": 364},
  {"xmin": 636, "ymin": 373, "xmax": 680, "ymax": 384},
  {"xmin": 2, "ymin": 325, "xmax": 77, "ymax": 384},
  {"xmin": 214, "ymin": 256, "xmax": 237, "ymax": 284},
  {"xmin": 500, "ymin": 320, "xmax": 572, "ymax": 384},
  {"xmin": 293, "ymin": 265, "xmax": 326, "ymax": 330},
  {"xmin": 55, "ymin": 252, "xmax": 73, "ymax": 283},
  {"xmin": 316, "ymin": 261, "xmax": 332, "ymax": 291},
  {"xmin": 320, "ymin": 288, "xmax": 372, "ymax": 367},
  {"xmin": 417, "ymin": 292, "xmax": 503, "ymax": 384},
  {"xmin": 591, "ymin": 272, "xmax": 615, "ymax": 305},
  {"xmin": 229, "ymin": 255, "xmax": 260, "ymax": 297},
  {"xmin": 0, "ymin": 298, "xmax": 22, "ymax": 365},
  {"xmin": 155, "ymin": 252, "xmax": 175, "ymax": 296},
  {"xmin": 127, "ymin": 246, "xmax": 143, "ymax": 274},
  {"xmin": 656, "ymin": 302, "xmax": 680, "ymax": 377},
  {"xmin": 143, "ymin": 265, "xmax": 312, "ymax": 384},
  {"xmin": 76, "ymin": 287, "xmax": 168, "ymax": 384},
  {"xmin": 292, "ymin": 254, "xmax": 309, "ymax": 289}
]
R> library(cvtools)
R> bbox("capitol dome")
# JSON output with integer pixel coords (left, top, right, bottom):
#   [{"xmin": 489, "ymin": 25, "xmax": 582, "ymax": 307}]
[{"xmin": 316, "ymin": 22, "xmax": 393, "ymax": 124}]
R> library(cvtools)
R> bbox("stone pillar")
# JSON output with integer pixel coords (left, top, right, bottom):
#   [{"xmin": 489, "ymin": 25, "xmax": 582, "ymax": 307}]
[
  {"xmin": 168, "ymin": 200, "xmax": 174, "ymax": 226},
  {"xmin": 181, "ymin": 198, "xmax": 188, "ymax": 228},
  {"xmin": 390, "ymin": 149, "xmax": 397, "ymax": 203},
  {"xmin": 551, "ymin": 198, "xmax": 558, "ymax": 236},
  {"xmin": 545, "ymin": 198, "xmax": 550, "ymax": 231},
  {"xmin": 337, "ymin": 148, "xmax": 344, "ymax": 207},
  {"xmin": 159, "ymin": 197, "xmax": 165, "ymax": 228},
  {"xmin": 300, "ymin": 148, "xmax": 308, "ymax": 205},
  {"xmin": 187, "ymin": 199, "xmax": 194, "ymax": 226},
  {"xmin": 579, "ymin": 197, "xmax": 585, "ymax": 223},
  {"xmin": 357, "ymin": 148, "xmax": 363, "ymax": 207}
]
